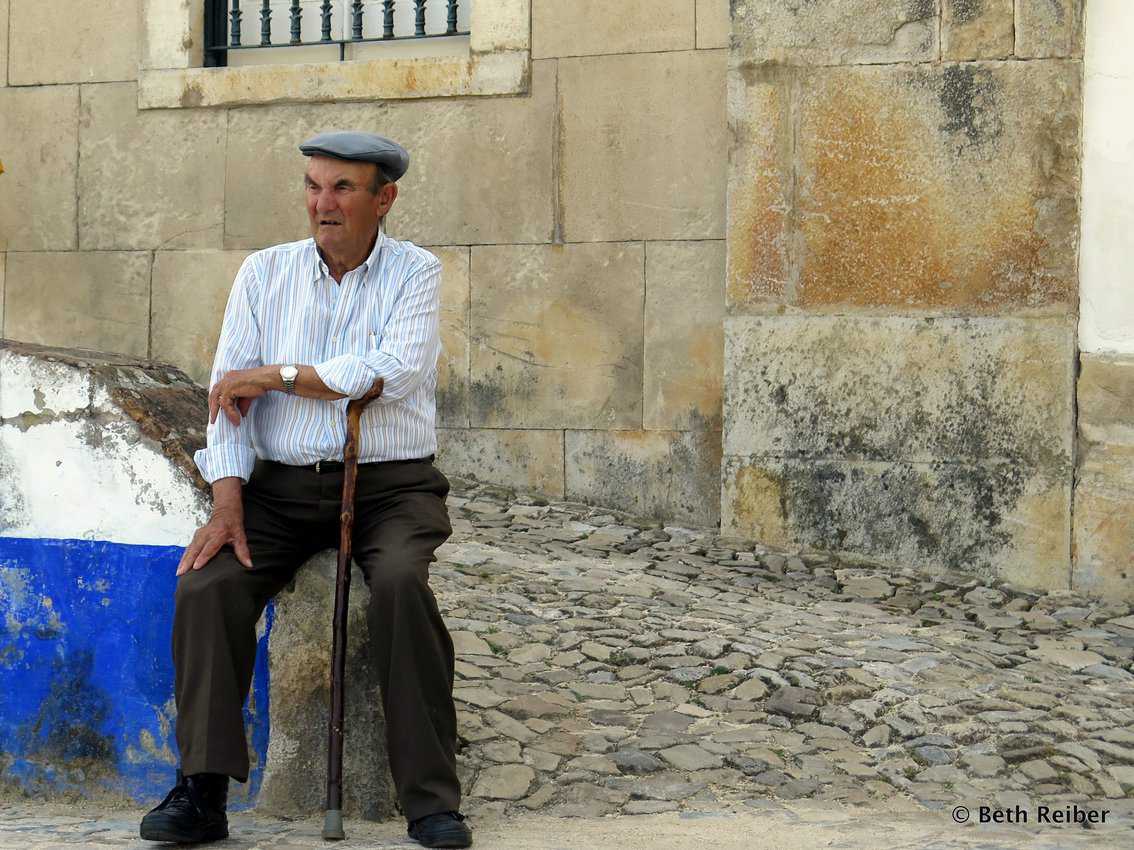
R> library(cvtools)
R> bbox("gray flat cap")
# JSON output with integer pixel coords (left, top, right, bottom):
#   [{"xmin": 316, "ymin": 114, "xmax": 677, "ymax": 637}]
[{"xmin": 299, "ymin": 131, "xmax": 410, "ymax": 182}]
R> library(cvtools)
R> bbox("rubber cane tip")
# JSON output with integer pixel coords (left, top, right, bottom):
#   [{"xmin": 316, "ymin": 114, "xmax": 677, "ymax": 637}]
[{"xmin": 322, "ymin": 809, "xmax": 345, "ymax": 841}]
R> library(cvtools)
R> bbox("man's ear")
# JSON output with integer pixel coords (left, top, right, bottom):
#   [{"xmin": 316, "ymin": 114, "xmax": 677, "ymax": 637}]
[{"xmin": 381, "ymin": 182, "xmax": 398, "ymax": 215}]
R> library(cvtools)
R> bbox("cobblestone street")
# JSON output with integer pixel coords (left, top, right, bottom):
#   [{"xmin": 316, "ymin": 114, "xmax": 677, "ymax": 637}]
[
  {"xmin": 433, "ymin": 479, "xmax": 1134, "ymax": 827},
  {"xmin": 4, "ymin": 478, "xmax": 1134, "ymax": 847}
]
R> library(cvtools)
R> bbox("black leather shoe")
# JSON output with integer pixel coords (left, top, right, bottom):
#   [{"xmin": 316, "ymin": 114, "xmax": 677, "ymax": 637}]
[
  {"xmin": 139, "ymin": 771, "xmax": 229, "ymax": 843},
  {"xmin": 407, "ymin": 810, "xmax": 472, "ymax": 848}
]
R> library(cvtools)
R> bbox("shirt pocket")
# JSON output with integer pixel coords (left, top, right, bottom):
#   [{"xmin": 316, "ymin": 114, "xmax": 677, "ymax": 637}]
[{"xmin": 365, "ymin": 299, "xmax": 388, "ymax": 354}]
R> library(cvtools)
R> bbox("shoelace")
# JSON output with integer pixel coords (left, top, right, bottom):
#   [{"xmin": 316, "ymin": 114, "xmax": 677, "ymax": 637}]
[
  {"xmin": 156, "ymin": 775, "xmax": 227, "ymax": 820},
  {"xmin": 155, "ymin": 781, "xmax": 203, "ymax": 818}
]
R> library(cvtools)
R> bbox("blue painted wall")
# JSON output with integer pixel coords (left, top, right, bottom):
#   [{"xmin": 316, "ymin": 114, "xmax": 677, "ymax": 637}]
[{"xmin": 0, "ymin": 537, "xmax": 272, "ymax": 809}]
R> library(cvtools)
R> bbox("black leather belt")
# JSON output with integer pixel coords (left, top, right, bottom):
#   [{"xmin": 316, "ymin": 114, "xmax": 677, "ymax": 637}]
[{"xmin": 273, "ymin": 455, "xmax": 434, "ymax": 474}]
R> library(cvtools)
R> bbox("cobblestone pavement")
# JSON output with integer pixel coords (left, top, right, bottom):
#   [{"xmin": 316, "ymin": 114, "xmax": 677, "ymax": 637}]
[
  {"xmin": 430, "ymin": 478, "xmax": 1134, "ymax": 830},
  {"xmin": 4, "ymin": 479, "xmax": 1134, "ymax": 847}
]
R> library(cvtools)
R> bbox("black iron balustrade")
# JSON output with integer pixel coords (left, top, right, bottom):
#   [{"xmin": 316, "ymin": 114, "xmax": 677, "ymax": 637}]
[
  {"xmin": 260, "ymin": 0, "xmax": 272, "ymax": 46},
  {"xmin": 204, "ymin": 0, "xmax": 468, "ymax": 67}
]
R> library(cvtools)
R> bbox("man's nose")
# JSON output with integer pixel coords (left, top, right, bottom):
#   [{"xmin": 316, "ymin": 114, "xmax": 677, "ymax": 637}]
[{"xmin": 315, "ymin": 190, "xmax": 339, "ymax": 213}]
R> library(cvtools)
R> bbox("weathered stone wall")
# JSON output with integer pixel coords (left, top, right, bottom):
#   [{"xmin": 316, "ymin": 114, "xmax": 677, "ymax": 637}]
[
  {"xmin": 4, "ymin": 1, "xmax": 1130, "ymax": 599},
  {"xmin": 723, "ymin": 2, "xmax": 1087, "ymax": 591},
  {"xmin": 0, "ymin": 0, "xmax": 731, "ymax": 527}
]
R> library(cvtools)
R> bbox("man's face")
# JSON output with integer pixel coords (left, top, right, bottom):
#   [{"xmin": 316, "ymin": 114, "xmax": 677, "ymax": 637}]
[{"xmin": 304, "ymin": 155, "xmax": 396, "ymax": 258}]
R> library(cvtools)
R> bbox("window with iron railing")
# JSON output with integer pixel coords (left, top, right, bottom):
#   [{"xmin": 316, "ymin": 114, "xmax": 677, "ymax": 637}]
[
  {"xmin": 139, "ymin": 0, "xmax": 525, "ymax": 109},
  {"xmin": 204, "ymin": 0, "xmax": 473, "ymax": 67}
]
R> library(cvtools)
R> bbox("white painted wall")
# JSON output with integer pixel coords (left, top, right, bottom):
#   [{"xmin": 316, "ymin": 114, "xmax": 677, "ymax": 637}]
[
  {"xmin": 0, "ymin": 349, "xmax": 208, "ymax": 546},
  {"xmin": 1079, "ymin": 0, "xmax": 1134, "ymax": 355}
]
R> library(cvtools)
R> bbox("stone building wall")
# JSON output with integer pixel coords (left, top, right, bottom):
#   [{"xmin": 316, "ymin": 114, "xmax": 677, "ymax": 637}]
[
  {"xmin": 0, "ymin": 0, "xmax": 730, "ymax": 527},
  {"xmin": 722, "ymin": 3, "xmax": 1097, "ymax": 592},
  {"xmin": 2, "ymin": 1, "xmax": 1131, "ymax": 600}
]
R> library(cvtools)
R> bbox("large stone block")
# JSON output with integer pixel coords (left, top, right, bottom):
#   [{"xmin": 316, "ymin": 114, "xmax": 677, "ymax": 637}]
[
  {"xmin": 151, "ymin": 251, "xmax": 252, "ymax": 386},
  {"xmin": 223, "ymin": 105, "xmax": 319, "ymax": 248},
  {"xmin": 469, "ymin": 243, "xmax": 644, "ymax": 429},
  {"xmin": 566, "ymin": 429, "xmax": 721, "ymax": 527},
  {"xmin": 140, "ymin": 0, "xmax": 202, "ymax": 70},
  {"xmin": 722, "ymin": 315, "xmax": 1075, "ymax": 588},
  {"xmin": 726, "ymin": 71, "xmax": 791, "ymax": 311},
  {"xmin": 433, "ymin": 246, "xmax": 471, "ymax": 429},
  {"xmin": 533, "ymin": 0, "xmax": 694, "ymax": 58},
  {"xmin": 1073, "ymin": 354, "xmax": 1134, "ymax": 601},
  {"xmin": 722, "ymin": 456, "xmax": 1071, "ymax": 590},
  {"xmin": 0, "ymin": 86, "xmax": 79, "ymax": 251},
  {"xmin": 140, "ymin": 51, "xmax": 529, "ymax": 110},
  {"xmin": 942, "ymin": 0, "xmax": 1013, "ymax": 59},
  {"xmin": 257, "ymin": 553, "xmax": 399, "ymax": 820},
  {"xmin": 1016, "ymin": 0, "xmax": 1084, "ymax": 58},
  {"xmin": 79, "ymin": 82, "xmax": 226, "ymax": 250},
  {"xmin": 0, "ymin": 254, "xmax": 5, "ymax": 337},
  {"xmin": 644, "ymin": 241, "xmax": 725, "ymax": 431},
  {"xmin": 724, "ymin": 315, "xmax": 1074, "ymax": 462},
  {"xmin": 697, "ymin": 0, "xmax": 730, "ymax": 49},
  {"xmin": 559, "ymin": 50, "xmax": 727, "ymax": 242},
  {"xmin": 0, "ymin": 0, "xmax": 8, "ymax": 86},
  {"xmin": 388, "ymin": 55, "xmax": 552, "ymax": 247},
  {"xmin": 436, "ymin": 428, "xmax": 565, "ymax": 498},
  {"xmin": 5, "ymin": 252, "xmax": 152, "ymax": 358},
  {"xmin": 224, "ymin": 60, "xmax": 555, "ymax": 250},
  {"xmin": 732, "ymin": 0, "xmax": 937, "ymax": 65},
  {"xmin": 728, "ymin": 61, "xmax": 1082, "ymax": 313},
  {"xmin": 470, "ymin": 0, "xmax": 530, "ymax": 54},
  {"xmin": 8, "ymin": 0, "xmax": 139, "ymax": 85},
  {"xmin": 1077, "ymin": 354, "xmax": 1134, "ymax": 446}
]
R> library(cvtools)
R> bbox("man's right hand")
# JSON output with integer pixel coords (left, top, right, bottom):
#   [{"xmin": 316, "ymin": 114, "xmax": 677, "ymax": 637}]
[{"xmin": 176, "ymin": 478, "xmax": 253, "ymax": 575}]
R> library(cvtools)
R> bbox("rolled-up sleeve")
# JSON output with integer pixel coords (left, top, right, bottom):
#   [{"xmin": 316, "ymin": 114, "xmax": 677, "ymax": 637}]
[
  {"xmin": 314, "ymin": 259, "xmax": 442, "ymax": 402},
  {"xmin": 193, "ymin": 257, "xmax": 262, "ymax": 484}
]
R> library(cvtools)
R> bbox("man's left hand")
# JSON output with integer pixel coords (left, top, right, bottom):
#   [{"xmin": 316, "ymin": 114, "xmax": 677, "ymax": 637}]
[{"xmin": 209, "ymin": 367, "xmax": 273, "ymax": 426}]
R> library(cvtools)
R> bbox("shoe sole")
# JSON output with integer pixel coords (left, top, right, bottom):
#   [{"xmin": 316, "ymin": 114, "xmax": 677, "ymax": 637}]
[
  {"xmin": 409, "ymin": 828, "xmax": 472, "ymax": 848},
  {"xmin": 139, "ymin": 825, "xmax": 229, "ymax": 843}
]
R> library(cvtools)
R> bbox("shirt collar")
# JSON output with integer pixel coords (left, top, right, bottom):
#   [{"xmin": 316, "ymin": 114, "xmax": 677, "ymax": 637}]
[{"xmin": 310, "ymin": 228, "xmax": 386, "ymax": 285}]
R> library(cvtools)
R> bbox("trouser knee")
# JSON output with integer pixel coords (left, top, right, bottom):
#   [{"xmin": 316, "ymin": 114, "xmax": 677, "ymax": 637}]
[
  {"xmin": 174, "ymin": 558, "xmax": 260, "ymax": 628},
  {"xmin": 366, "ymin": 560, "xmax": 430, "ymax": 600}
]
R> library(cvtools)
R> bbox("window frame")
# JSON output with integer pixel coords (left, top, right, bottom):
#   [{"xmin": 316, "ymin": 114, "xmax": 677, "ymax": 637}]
[{"xmin": 139, "ymin": 0, "xmax": 530, "ymax": 110}]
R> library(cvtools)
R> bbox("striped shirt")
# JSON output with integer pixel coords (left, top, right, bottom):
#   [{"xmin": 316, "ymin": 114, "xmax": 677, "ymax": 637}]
[{"xmin": 193, "ymin": 230, "xmax": 443, "ymax": 484}]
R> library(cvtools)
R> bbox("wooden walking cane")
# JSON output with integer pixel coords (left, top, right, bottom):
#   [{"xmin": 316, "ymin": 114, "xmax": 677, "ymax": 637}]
[{"xmin": 323, "ymin": 377, "xmax": 384, "ymax": 842}]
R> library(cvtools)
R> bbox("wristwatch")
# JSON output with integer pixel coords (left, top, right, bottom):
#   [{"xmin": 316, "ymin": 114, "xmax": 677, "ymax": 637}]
[{"xmin": 279, "ymin": 364, "xmax": 298, "ymax": 395}]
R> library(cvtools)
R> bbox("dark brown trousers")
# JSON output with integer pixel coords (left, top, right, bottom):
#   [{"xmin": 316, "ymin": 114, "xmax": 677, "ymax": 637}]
[{"xmin": 172, "ymin": 457, "xmax": 459, "ymax": 823}]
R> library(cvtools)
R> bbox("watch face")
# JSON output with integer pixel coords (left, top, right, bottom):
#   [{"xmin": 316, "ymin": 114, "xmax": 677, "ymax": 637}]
[{"xmin": 281, "ymin": 366, "xmax": 298, "ymax": 380}]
